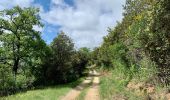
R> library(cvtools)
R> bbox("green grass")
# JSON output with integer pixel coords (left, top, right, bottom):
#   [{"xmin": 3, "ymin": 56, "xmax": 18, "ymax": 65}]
[
  {"xmin": 1, "ymin": 78, "xmax": 84, "ymax": 100},
  {"xmin": 99, "ymin": 69, "xmax": 145, "ymax": 100}
]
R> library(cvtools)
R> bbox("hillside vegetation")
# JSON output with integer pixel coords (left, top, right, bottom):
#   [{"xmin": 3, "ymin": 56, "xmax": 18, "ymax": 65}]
[{"xmin": 92, "ymin": 0, "xmax": 170, "ymax": 99}]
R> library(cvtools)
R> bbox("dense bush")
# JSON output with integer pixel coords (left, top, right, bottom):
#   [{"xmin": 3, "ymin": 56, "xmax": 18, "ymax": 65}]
[
  {"xmin": 94, "ymin": 0, "xmax": 170, "ymax": 86},
  {"xmin": 33, "ymin": 32, "xmax": 90, "ymax": 85}
]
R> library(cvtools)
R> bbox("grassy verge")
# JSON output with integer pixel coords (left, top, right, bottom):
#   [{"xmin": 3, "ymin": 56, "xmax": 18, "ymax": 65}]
[
  {"xmin": 99, "ymin": 69, "xmax": 145, "ymax": 100},
  {"xmin": 1, "ymin": 78, "xmax": 84, "ymax": 100}
]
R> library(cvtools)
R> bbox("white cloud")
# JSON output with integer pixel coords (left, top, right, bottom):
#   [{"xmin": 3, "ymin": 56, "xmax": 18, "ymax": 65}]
[
  {"xmin": 51, "ymin": 0, "xmax": 63, "ymax": 5},
  {"xmin": 0, "ymin": 0, "xmax": 34, "ymax": 10},
  {"xmin": 33, "ymin": 25, "xmax": 43, "ymax": 32},
  {"xmin": 42, "ymin": 0, "xmax": 126, "ymax": 48},
  {"xmin": 14, "ymin": 0, "xmax": 34, "ymax": 8},
  {"xmin": 0, "ymin": 0, "xmax": 126, "ymax": 49}
]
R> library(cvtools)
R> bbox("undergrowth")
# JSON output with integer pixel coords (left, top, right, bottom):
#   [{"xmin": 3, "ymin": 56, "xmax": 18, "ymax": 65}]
[{"xmin": 99, "ymin": 57, "xmax": 159, "ymax": 100}]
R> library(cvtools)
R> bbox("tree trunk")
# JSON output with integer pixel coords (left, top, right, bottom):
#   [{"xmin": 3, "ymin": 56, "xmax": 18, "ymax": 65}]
[{"xmin": 13, "ymin": 58, "xmax": 19, "ymax": 88}]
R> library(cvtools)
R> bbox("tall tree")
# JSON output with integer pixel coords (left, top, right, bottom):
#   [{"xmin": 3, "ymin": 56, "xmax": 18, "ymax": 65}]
[
  {"xmin": 0, "ymin": 6, "xmax": 43, "ymax": 82},
  {"xmin": 48, "ymin": 31, "xmax": 75, "ymax": 83}
]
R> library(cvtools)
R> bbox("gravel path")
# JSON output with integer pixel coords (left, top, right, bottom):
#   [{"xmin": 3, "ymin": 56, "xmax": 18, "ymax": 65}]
[
  {"xmin": 61, "ymin": 70, "xmax": 100, "ymax": 100},
  {"xmin": 61, "ymin": 77, "xmax": 92, "ymax": 100},
  {"xmin": 85, "ymin": 71, "xmax": 100, "ymax": 100}
]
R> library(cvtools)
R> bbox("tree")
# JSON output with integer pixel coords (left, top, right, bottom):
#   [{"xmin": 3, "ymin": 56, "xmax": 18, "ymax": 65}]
[
  {"xmin": 47, "ymin": 31, "xmax": 75, "ymax": 83},
  {"xmin": 0, "ymin": 6, "xmax": 43, "ymax": 84},
  {"xmin": 76, "ymin": 47, "xmax": 91, "ymax": 75}
]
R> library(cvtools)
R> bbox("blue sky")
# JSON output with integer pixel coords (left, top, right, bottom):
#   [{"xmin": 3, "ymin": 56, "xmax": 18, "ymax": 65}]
[
  {"xmin": 0, "ymin": 0, "xmax": 126, "ymax": 49},
  {"xmin": 34, "ymin": 0, "xmax": 51, "ymax": 12}
]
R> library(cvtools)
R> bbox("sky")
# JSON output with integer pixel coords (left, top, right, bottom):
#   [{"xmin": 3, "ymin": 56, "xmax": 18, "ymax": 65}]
[{"xmin": 0, "ymin": 0, "xmax": 126, "ymax": 49}]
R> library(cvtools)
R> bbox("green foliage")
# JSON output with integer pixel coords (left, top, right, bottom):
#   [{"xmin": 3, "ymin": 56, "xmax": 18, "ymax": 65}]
[
  {"xmin": 123, "ymin": 0, "xmax": 170, "ymax": 85},
  {"xmin": 0, "ymin": 6, "xmax": 48, "ymax": 95},
  {"xmin": 34, "ymin": 32, "xmax": 90, "ymax": 85},
  {"xmin": 96, "ymin": 1, "xmax": 170, "ymax": 99},
  {"xmin": 100, "ymin": 69, "xmax": 144, "ymax": 100},
  {"xmin": 0, "ymin": 64, "xmax": 14, "ymax": 90},
  {"xmin": 99, "ymin": 56, "xmax": 157, "ymax": 99},
  {"xmin": 72, "ymin": 47, "xmax": 91, "ymax": 76},
  {"xmin": 135, "ymin": 56, "xmax": 157, "ymax": 82},
  {"xmin": 142, "ymin": 0, "xmax": 170, "ymax": 85},
  {"xmin": 0, "ymin": 6, "xmax": 43, "ymax": 74},
  {"xmin": 0, "ymin": 6, "xmax": 89, "ymax": 96},
  {"xmin": 94, "ymin": 0, "xmax": 170, "ymax": 86},
  {"xmin": 96, "ymin": 29, "xmax": 128, "ymax": 69},
  {"xmin": 46, "ymin": 31, "xmax": 75, "ymax": 83}
]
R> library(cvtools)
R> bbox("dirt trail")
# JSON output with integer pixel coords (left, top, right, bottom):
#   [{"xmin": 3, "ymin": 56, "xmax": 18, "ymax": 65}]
[
  {"xmin": 61, "ymin": 77, "xmax": 92, "ymax": 100},
  {"xmin": 85, "ymin": 70, "xmax": 100, "ymax": 100},
  {"xmin": 61, "ymin": 70, "xmax": 100, "ymax": 100}
]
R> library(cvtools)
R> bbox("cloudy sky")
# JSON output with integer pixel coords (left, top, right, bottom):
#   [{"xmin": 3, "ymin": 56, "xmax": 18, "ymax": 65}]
[{"xmin": 0, "ymin": 0, "xmax": 126, "ymax": 49}]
